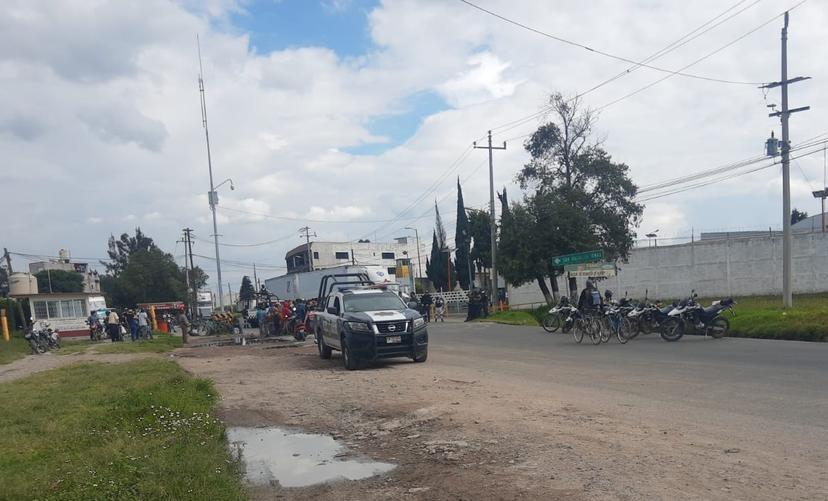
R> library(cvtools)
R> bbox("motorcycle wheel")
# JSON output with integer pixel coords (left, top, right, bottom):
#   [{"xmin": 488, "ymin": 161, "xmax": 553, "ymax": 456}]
[
  {"xmin": 600, "ymin": 319, "xmax": 611, "ymax": 343},
  {"xmin": 709, "ymin": 317, "xmax": 729, "ymax": 339},
  {"xmin": 562, "ymin": 318, "xmax": 573, "ymax": 334},
  {"xmin": 542, "ymin": 314, "xmax": 561, "ymax": 333},
  {"xmin": 660, "ymin": 318, "xmax": 685, "ymax": 342},
  {"xmin": 625, "ymin": 318, "xmax": 640, "ymax": 340}
]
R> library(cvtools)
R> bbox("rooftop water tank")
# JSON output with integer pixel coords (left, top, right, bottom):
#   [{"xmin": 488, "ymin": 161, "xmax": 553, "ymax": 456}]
[{"xmin": 9, "ymin": 272, "xmax": 38, "ymax": 296}]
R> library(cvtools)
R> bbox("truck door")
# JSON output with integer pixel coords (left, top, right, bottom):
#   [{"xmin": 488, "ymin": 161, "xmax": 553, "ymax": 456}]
[{"xmin": 325, "ymin": 295, "xmax": 341, "ymax": 349}]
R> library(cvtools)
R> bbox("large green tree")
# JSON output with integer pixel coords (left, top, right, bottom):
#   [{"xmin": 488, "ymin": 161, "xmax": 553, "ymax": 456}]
[
  {"xmin": 102, "ymin": 248, "xmax": 187, "ymax": 308},
  {"xmin": 34, "ymin": 270, "xmax": 84, "ymax": 293},
  {"xmin": 501, "ymin": 93, "xmax": 642, "ymax": 303},
  {"xmin": 104, "ymin": 228, "xmax": 157, "ymax": 276},
  {"xmin": 454, "ymin": 179, "xmax": 472, "ymax": 289},
  {"xmin": 467, "ymin": 209, "xmax": 491, "ymax": 278},
  {"xmin": 0, "ymin": 264, "xmax": 8, "ymax": 296}
]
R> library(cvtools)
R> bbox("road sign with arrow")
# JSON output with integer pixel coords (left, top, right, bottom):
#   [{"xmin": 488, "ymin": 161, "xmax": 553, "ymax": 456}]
[{"xmin": 552, "ymin": 250, "xmax": 604, "ymax": 267}]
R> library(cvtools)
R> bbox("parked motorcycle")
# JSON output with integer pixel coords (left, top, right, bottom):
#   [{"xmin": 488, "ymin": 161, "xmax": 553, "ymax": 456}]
[
  {"xmin": 34, "ymin": 321, "xmax": 61, "ymax": 350},
  {"xmin": 662, "ymin": 291, "xmax": 735, "ymax": 341},
  {"xmin": 24, "ymin": 326, "xmax": 47, "ymax": 354}
]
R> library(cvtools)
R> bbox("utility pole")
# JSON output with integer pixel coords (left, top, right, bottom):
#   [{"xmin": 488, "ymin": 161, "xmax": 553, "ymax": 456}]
[
  {"xmin": 182, "ymin": 228, "xmax": 197, "ymax": 326},
  {"xmin": 762, "ymin": 11, "xmax": 810, "ymax": 308},
  {"xmin": 474, "ymin": 130, "xmax": 506, "ymax": 305},
  {"xmin": 299, "ymin": 226, "xmax": 316, "ymax": 271},
  {"xmin": 198, "ymin": 35, "xmax": 224, "ymax": 312},
  {"xmin": 228, "ymin": 282, "xmax": 233, "ymax": 306},
  {"xmin": 404, "ymin": 226, "xmax": 422, "ymax": 279},
  {"xmin": 813, "ymin": 146, "xmax": 827, "ymax": 233},
  {"xmin": 253, "ymin": 263, "xmax": 259, "ymax": 290}
]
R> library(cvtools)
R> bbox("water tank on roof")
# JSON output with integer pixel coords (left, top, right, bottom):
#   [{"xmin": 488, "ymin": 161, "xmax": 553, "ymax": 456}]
[
  {"xmin": 9, "ymin": 272, "xmax": 38, "ymax": 296},
  {"xmin": 58, "ymin": 249, "xmax": 70, "ymax": 262}
]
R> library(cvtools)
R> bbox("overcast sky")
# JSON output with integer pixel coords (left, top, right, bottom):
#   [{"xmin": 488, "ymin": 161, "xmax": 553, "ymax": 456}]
[{"xmin": 2, "ymin": 0, "xmax": 827, "ymax": 295}]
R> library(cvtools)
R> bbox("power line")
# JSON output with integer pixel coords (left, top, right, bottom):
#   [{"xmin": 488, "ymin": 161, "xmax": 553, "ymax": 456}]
[
  {"xmin": 596, "ymin": 0, "xmax": 808, "ymax": 112},
  {"xmin": 485, "ymin": 0, "xmax": 766, "ymax": 138},
  {"xmin": 192, "ymin": 230, "xmax": 297, "ymax": 248},
  {"xmin": 458, "ymin": 0, "xmax": 766, "ymax": 86}
]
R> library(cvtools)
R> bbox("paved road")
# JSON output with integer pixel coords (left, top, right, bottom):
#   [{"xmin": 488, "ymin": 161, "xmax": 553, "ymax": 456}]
[{"xmin": 428, "ymin": 320, "xmax": 828, "ymax": 430}]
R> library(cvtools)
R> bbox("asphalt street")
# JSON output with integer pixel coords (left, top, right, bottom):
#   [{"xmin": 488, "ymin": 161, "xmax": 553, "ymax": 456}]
[{"xmin": 427, "ymin": 320, "xmax": 828, "ymax": 430}]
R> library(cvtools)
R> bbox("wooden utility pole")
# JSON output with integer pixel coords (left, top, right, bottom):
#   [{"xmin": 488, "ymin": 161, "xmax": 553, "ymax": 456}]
[{"xmin": 473, "ymin": 131, "xmax": 506, "ymax": 305}]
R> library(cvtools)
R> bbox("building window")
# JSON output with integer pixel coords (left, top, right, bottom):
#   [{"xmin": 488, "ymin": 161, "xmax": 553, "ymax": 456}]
[
  {"xmin": 60, "ymin": 300, "xmax": 74, "ymax": 318},
  {"xmin": 387, "ymin": 267, "xmax": 396, "ymax": 275},
  {"xmin": 313, "ymin": 252, "xmax": 319, "ymax": 259},
  {"xmin": 47, "ymin": 301, "xmax": 60, "ymax": 318},
  {"xmin": 381, "ymin": 252, "xmax": 395, "ymax": 260},
  {"xmin": 33, "ymin": 301, "xmax": 48, "ymax": 319},
  {"xmin": 335, "ymin": 251, "xmax": 349, "ymax": 260},
  {"xmin": 73, "ymin": 299, "xmax": 87, "ymax": 317}
]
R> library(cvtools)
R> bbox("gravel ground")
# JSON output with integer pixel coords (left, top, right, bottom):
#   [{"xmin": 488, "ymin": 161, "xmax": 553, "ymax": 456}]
[{"xmin": 174, "ymin": 327, "xmax": 828, "ymax": 501}]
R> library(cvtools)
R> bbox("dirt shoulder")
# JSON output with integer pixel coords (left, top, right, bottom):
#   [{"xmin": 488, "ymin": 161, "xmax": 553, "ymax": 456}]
[{"xmin": 174, "ymin": 340, "xmax": 827, "ymax": 501}]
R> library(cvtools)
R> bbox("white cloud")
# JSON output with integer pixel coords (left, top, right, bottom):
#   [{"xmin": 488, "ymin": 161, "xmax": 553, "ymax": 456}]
[{"xmin": 3, "ymin": 0, "xmax": 828, "ymax": 292}]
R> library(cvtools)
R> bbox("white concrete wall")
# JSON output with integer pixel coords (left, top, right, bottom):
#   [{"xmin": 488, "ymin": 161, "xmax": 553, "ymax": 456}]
[{"xmin": 509, "ymin": 232, "xmax": 828, "ymax": 306}]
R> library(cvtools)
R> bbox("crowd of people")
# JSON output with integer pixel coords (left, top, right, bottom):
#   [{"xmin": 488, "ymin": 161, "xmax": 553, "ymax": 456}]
[
  {"xmin": 86, "ymin": 306, "xmax": 184, "ymax": 342},
  {"xmin": 253, "ymin": 298, "xmax": 316, "ymax": 337}
]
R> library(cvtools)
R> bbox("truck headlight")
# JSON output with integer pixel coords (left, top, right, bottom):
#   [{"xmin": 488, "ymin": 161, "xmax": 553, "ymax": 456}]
[
  {"xmin": 346, "ymin": 321, "xmax": 372, "ymax": 333},
  {"xmin": 413, "ymin": 317, "xmax": 425, "ymax": 330}
]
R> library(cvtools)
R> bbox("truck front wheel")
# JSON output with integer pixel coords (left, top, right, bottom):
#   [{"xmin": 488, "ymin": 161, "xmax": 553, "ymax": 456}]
[
  {"xmin": 413, "ymin": 348, "xmax": 428, "ymax": 363},
  {"xmin": 342, "ymin": 336, "xmax": 359, "ymax": 370}
]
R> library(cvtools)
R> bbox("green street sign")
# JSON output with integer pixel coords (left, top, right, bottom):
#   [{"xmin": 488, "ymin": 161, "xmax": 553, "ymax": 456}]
[{"xmin": 552, "ymin": 250, "xmax": 604, "ymax": 266}]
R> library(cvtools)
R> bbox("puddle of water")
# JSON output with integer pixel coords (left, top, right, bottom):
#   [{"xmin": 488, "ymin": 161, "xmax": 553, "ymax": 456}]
[{"xmin": 226, "ymin": 427, "xmax": 395, "ymax": 488}]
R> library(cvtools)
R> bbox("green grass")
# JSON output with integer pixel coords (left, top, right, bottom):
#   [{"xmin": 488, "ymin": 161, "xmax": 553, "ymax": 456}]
[
  {"xmin": 59, "ymin": 333, "xmax": 181, "ymax": 356},
  {"xmin": 0, "ymin": 333, "xmax": 31, "ymax": 365},
  {"xmin": 0, "ymin": 359, "xmax": 246, "ymax": 500},
  {"xmin": 722, "ymin": 294, "xmax": 828, "ymax": 342},
  {"xmin": 480, "ymin": 309, "xmax": 543, "ymax": 326},
  {"xmin": 486, "ymin": 295, "xmax": 828, "ymax": 342}
]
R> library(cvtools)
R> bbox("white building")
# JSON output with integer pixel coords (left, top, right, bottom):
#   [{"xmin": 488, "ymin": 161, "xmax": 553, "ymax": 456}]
[
  {"xmin": 285, "ymin": 239, "xmax": 426, "ymax": 278},
  {"xmin": 28, "ymin": 249, "xmax": 101, "ymax": 293}
]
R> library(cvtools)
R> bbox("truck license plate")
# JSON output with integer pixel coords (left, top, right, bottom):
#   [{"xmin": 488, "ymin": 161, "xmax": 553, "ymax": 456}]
[{"xmin": 386, "ymin": 336, "xmax": 402, "ymax": 344}]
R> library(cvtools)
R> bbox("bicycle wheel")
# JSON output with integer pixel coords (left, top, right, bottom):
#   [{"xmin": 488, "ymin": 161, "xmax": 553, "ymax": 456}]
[
  {"xmin": 588, "ymin": 319, "xmax": 602, "ymax": 345},
  {"xmin": 542, "ymin": 314, "xmax": 561, "ymax": 333},
  {"xmin": 572, "ymin": 320, "xmax": 584, "ymax": 343},
  {"xmin": 617, "ymin": 317, "xmax": 630, "ymax": 344},
  {"xmin": 660, "ymin": 318, "xmax": 684, "ymax": 342},
  {"xmin": 600, "ymin": 318, "xmax": 611, "ymax": 343}
]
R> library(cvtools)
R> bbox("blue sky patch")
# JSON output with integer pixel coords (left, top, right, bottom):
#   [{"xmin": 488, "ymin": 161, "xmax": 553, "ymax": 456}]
[
  {"xmin": 343, "ymin": 91, "xmax": 450, "ymax": 156},
  {"xmin": 230, "ymin": 0, "xmax": 379, "ymax": 58}
]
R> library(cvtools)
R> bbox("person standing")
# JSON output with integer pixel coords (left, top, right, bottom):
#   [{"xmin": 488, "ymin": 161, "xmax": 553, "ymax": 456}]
[
  {"xmin": 107, "ymin": 309, "xmax": 121, "ymax": 342},
  {"xmin": 420, "ymin": 292, "xmax": 433, "ymax": 323},
  {"xmin": 434, "ymin": 296, "xmax": 445, "ymax": 322},
  {"xmin": 137, "ymin": 309, "xmax": 151, "ymax": 339},
  {"xmin": 176, "ymin": 307, "xmax": 190, "ymax": 338},
  {"xmin": 126, "ymin": 309, "xmax": 139, "ymax": 342}
]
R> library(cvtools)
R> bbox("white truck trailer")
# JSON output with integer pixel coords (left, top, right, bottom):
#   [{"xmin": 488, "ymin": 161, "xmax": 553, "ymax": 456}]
[{"xmin": 265, "ymin": 265, "xmax": 397, "ymax": 301}]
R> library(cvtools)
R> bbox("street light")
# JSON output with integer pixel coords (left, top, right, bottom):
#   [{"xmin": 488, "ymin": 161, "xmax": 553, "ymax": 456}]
[
  {"xmin": 645, "ymin": 229, "xmax": 660, "ymax": 248},
  {"xmin": 206, "ymin": 177, "xmax": 234, "ymax": 311},
  {"xmin": 813, "ymin": 188, "xmax": 827, "ymax": 233},
  {"xmin": 404, "ymin": 226, "xmax": 422, "ymax": 279}
]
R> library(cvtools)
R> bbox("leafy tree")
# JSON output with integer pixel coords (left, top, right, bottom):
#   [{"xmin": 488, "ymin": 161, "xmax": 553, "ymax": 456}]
[
  {"xmin": 503, "ymin": 93, "xmax": 642, "ymax": 303},
  {"xmin": 239, "ymin": 276, "xmax": 255, "ymax": 301},
  {"xmin": 791, "ymin": 208, "xmax": 808, "ymax": 225},
  {"xmin": 454, "ymin": 179, "xmax": 472, "ymax": 289},
  {"xmin": 0, "ymin": 265, "xmax": 8, "ymax": 296},
  {"xmin": 34, "ymin": 270, "xmax": 84, "ymax": 293},
  {"xmin": 468, "ymin": 209, "xmax": 491, "ymax": 277},
  {"xmin": 104, "ymin": 228, "xmax": 157, "ymax": 276},
  {"xmin": 102, "ymin": 248, "xmax": 187, "ymax": 308}
]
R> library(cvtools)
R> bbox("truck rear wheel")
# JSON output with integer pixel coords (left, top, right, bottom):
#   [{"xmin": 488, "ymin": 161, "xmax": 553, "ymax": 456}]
[
  {"xmin": 317, "ymin": 328, "xmax": 332, "ymax": 359},
  {"xmin": 342, "ymin": 337, "xmax": 359, "ymax": 370}
]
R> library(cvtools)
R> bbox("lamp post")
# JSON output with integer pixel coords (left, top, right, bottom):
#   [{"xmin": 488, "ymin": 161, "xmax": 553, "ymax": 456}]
[
  {"xmin": 207, "ymin": 178, "xmax": 234, "ymax": 310},
  {"xmin": 404, "ymin": 226, "xmax": 422, "ymax": 279},
  {"xmin": 645, "ymin": 229, "xmax": 659, "ymax": 248}
]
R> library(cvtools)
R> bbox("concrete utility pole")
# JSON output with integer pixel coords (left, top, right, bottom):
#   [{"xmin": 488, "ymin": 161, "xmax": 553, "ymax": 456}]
[
  {"xmin": 762, "ymin": 11, "xmax": 810, "ymax": 308},
  {"xmin": 474, "ymin": 130, "xmax": 506, "ymax": 304},
  {"xmin": 404, "ymin": 226, "xmax": 422, "ymax": 279},
  {"xmin": 814, "ymin": 146, "xmax": 827, "ymax": 233},
  {"xmin": 299, "ymin": 226, "xmax": 317, "ymax": 271}
]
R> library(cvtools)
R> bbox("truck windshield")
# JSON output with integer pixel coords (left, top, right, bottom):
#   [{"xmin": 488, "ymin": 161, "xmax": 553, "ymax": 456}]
[{"xmin": 343, "ymin": 293, "xmax": 406, "ymax": 313}]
